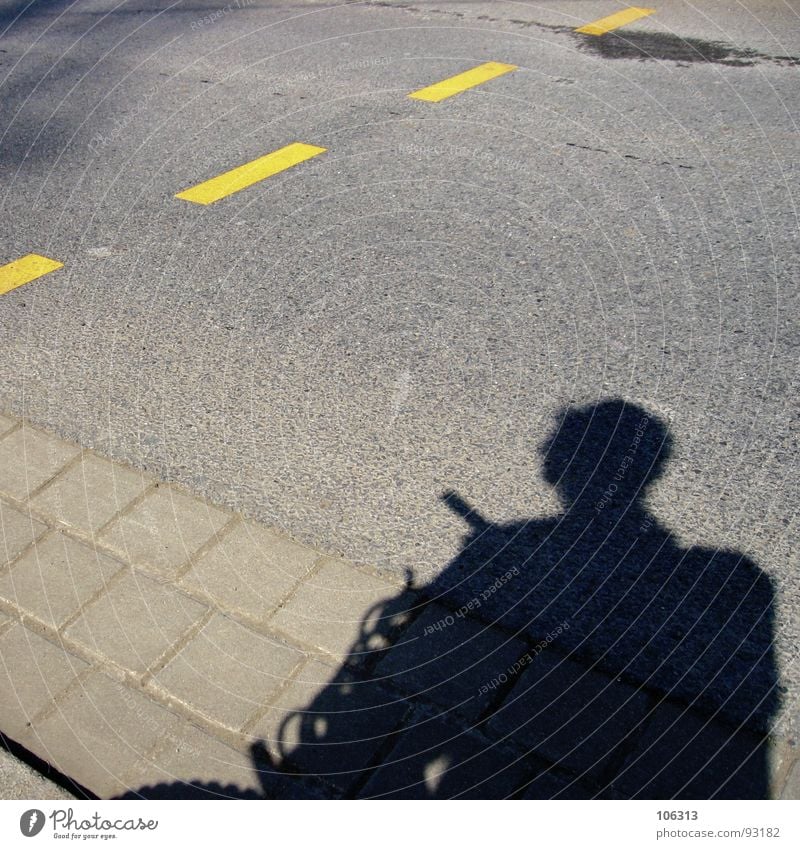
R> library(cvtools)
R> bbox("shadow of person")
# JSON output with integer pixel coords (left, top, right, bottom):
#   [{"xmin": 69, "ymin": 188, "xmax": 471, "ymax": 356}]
[
  {"xmin": 121, "ymin": 399, "xmax": 780, "ymax": 800},
  {"xmin": 266, "ymin": 399, "xmax": 779, "ymax": 799},
  {"xmin": 434, "ymin": 399, "xmax": 779, "ymax": 729}
]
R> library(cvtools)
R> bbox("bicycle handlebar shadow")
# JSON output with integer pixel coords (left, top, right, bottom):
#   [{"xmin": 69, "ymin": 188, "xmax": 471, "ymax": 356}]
[{"xmin": 121, "ymin": 399, "xmax": 780, "ymax": 800}]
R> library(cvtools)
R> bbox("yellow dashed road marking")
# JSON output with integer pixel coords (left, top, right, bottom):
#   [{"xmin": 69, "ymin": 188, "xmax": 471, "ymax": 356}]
[
  {"xmin": 409, "ymin": 61, "xmax": 518, "ymax": 103},
  {"xmin": 175, "ymin": 142, "xmax": 327, "ymax": 205},
  {"xmin": 0, "ymin": 254, "xmax": 63, "ymax": 296},
  {"xmin": 576, "ymin": 7, "xmax": 655, "ymax": 36}
]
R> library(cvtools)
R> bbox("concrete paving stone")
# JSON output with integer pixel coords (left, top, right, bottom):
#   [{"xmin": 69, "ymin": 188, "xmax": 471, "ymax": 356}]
[
  {"xmin": 249, "ymin": 658, "xmax": 408, "ymax": 791},
  {"xmin": 0, "ymin": 623, "xmax": 89, "ymax": 740},
  {"xmin": 119, "ymin": 721, "xmax": 265, "ymax": 799},
  {"xmin": 30, "ymin": 453, "xmax": 152, "ymax": 534},
  {"xmin": 0, "ymin": 426, "xmax": 80, "ymax": 500},
  {"xmin": 153, "ymin": 613, "xmax": 305, "ymax": 730},
  {"xmin": 375, "ymin": 603, "xmax": 526, "ymax": 722},
  {"xmin": 781, "ymin": 758, "xmax": 800, "ymax": 800},
  {"xmin": 269, "ymin": 557, "xmax": 399, "ymax": 661},
  {"xmin": 766, "ymin": 736, "xmax": 799, "ymax": 798},
  {"xmin": 0, "ymin": 414, "xmax": 17, "ymax": 438},
  {"xmin": 181, "ymin": 520, "xmax": 320, "ymax": 624},
  {"xmin": 265, "ymin": 772, "xmax": 337, "ymax": 800},
  {"xmin": 360, "ymin": 710, "xmax": 531, "ymax": 799},
  {"xmin": 0, "ymin": 500, "xmax": 47, "ymax": 566},
  {"xmin": 65, "ymin": 569, "xmax": 208, "ymax": 673},
  {"xmin": 613, "ymin": 702, "xmax": 771, "ymax": 799},
  {"xmin": 0, "ymin": 531, "xmax": 124, "ymax": 628},
  {"xmin": 99, "ymin": 485, "xmax": 231, "ymax": 579},
  {"xmin": 486, "ymin": 650, "xmax": 649, "ymax": 780},
  {"xmin": 518, "ymin": 767, "xmax": 599, "ymax": 800},
  {"xmin": 20, "ymin": 671, "xmax": 185, "ymax": 798},
  {"xmin": 0, "ymin": 743, "xmax": 78, "ymax": 799}
]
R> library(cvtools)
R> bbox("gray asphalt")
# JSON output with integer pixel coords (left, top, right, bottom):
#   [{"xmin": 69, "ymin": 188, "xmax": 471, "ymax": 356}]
[
  {"xmin": 0, "ymin": 744, "xmax": 75, "ymax": 799},
  {"xmin": 1, "ymin": 0, "xmax": 799, "ymax": 734}
]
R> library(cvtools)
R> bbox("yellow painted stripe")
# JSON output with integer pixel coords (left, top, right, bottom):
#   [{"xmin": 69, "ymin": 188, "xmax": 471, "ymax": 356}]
[
  {"xmin": 175, "ymin": 142, "xmax": 327, "ymax": 205},
  {"xmin": 0, "ymin": 254, "xmax": 63, "ymax": 296},
  {"xmin": 576, "ymin": 7, "xmax": 655, "ymax": 36},
  {"xmin": 409, "ymin": 61, "xmax": 518, "ymax": 103}
]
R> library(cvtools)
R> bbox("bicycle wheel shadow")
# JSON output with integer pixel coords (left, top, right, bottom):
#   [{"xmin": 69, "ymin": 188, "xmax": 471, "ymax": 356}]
[{"xmin": 122, "ymin": 399, "xmax": 780, "ymax": 800}]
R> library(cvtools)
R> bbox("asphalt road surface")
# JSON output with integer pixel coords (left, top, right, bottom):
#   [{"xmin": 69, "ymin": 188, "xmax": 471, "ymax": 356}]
[{"xmin": 1, "ymin": 0, "xmax": 799, "ymax": 733}]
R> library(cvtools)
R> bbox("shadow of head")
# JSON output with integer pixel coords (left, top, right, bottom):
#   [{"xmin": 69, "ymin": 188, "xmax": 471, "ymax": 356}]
[{"xmin": 540, "ymin": 399, "xmax": 671, "ymax": 514}]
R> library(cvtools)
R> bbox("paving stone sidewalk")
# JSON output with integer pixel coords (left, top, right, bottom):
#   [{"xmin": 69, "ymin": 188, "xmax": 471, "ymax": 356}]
[{"xmin": 0, "ymin": 411, "xmax": 797, "ymax": 799}]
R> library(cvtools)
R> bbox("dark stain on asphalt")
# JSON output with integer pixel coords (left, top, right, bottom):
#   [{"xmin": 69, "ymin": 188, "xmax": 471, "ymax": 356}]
[{"xmin": 572, "ymin": 29, "xmax": 800, "ymax": 67}]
